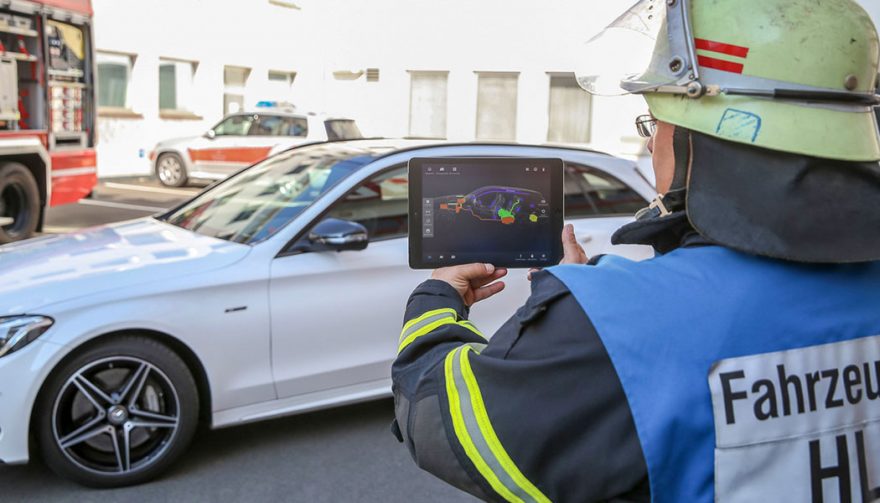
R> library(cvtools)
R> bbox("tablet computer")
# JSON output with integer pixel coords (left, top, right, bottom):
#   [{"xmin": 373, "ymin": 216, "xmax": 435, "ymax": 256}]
[{"xmin": 408, "ymin": 157, "xmax": 564, "ymax": 269}]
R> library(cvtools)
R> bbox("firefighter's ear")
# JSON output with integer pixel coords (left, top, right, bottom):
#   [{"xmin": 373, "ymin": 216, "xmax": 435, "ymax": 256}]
[{"xmin": 651, "ymin": 121, "xmax": 677, "ymax": 194}]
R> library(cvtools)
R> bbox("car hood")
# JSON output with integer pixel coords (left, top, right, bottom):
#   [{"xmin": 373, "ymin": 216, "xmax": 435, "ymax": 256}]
[{"xmin": 0, "ymin": 218, "xmax": 250, "ymax": 313}]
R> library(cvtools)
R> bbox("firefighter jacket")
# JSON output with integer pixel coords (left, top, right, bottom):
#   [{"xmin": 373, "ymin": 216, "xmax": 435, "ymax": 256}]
[{"xmin": 391, "ymin": 233, "xmax": 880, "ymax": 502}]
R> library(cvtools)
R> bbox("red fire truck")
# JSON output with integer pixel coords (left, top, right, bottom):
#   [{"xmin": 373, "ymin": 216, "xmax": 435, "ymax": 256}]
[{"xmin": 0, "ymin": 0, "xmax": 96, "ymax": 243}]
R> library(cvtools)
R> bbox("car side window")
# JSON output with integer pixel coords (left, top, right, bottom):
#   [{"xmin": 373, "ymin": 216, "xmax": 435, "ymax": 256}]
[
  {"xmin": 213, "ymin": 115, "xmax": 254, "ymax": 136},
  {"xmin": 250, "ymin": 115, "xmax": 286, "ymax": 136},
  {"xmin": 282, "ymin": 117, "xmax": 308, "ymax": 137},
  {"xmin": 324, "ymin": 165, "xmax": 409, "ymax": 240},
  {"xmin": 564, "ymin": 162, "xmax": 647, "ymax": 218}
]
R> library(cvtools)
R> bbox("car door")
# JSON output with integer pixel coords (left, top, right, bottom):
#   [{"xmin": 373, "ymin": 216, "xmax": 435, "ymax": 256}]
[
  {"xmin": 190, "ymin": 114, "xmax": 280, "ymax": 178},
  {"xmin": 563, "ymin": 161, "xmax": 655, "ymax": 260},
  {"xmin": 268, "ymin": 164, "xmax": 430, "ymax": 399}
]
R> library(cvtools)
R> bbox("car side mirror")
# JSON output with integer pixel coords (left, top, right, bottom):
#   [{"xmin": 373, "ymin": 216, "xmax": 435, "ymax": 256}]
[
  {"xmin": 205, "ymin": 130, "xmax": 216, "ymax": 140},
  {"xmin": 305, "ymin": 218, "xmax": 369, "ymax": 252}
]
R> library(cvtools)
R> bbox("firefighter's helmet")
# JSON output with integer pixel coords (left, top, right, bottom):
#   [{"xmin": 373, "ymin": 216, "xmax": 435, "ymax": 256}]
[{"xmin": 577, "ymin": 0, "xmax": 880, "ymax": 161}]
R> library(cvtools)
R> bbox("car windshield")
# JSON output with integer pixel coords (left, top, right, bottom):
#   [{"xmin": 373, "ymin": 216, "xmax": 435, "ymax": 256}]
[{"xmin": 162, "ymin": 143, "xmax": 382, "ymax": 244}]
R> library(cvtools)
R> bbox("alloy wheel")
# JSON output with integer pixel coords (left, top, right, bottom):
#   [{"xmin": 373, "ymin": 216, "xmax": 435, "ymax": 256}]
[{"xmin": 51, "ymin": 356, "xmax": 181, "ymax": 476}]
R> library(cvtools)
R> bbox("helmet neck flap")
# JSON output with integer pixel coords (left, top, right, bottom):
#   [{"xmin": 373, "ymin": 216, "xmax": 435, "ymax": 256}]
[
  {"xmin": 687, "ymin": 131, "xmax": 880, "ymax": 263},
  {"xmin": 614, "ymin": 129, "xmax": 880, "ymax": 263}
]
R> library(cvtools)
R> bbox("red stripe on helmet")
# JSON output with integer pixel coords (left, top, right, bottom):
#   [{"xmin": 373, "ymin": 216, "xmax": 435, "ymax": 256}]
[
  {"xmin": 694, "ymin": 38, "xmax": 750, "ymax": 58},
  {"xmin": 697, "ymin": 55, "xmax": 745, "ymax": 74}
]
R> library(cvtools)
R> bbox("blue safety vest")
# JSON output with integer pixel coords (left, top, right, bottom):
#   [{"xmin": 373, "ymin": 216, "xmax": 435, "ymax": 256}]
[{"xmin": 549, "ymin": 245, "xmax": 880, "ymax": 503}]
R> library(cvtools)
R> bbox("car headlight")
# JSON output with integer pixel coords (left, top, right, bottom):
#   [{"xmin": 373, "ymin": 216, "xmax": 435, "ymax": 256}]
[{"xmin": 0, "ymin": 315, "xmax": 54, "ymax": 358}]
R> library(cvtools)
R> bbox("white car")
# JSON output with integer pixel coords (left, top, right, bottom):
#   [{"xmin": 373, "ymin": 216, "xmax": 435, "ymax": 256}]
[
  {"xmin": 149, "ymin": 106, "xmax": 362, "ymax": 187},
  {"xmin": 0, "ymin": 139, "xmax": 655, "ymax": 487}
]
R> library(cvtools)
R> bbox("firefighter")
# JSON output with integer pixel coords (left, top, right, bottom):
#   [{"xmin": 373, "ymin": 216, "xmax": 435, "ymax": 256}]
[{"xmin": 391, "ymin": 0, "xmax": 880, "ymax": 501}]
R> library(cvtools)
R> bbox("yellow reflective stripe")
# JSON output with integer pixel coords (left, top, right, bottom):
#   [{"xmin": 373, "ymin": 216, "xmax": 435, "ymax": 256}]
[
  {"xmin": 398, "ymin": 317, "xmax": 457, "ymax": 354},
  {"xmin": 445, "ymin": 347, "xmax": 523, "ymax": 503},
  {"xmin": 401, "ymin": 308, "xmax": 458, "ymax": 334},
  {"xmin": 465, "ymin": 342, "xmax": 487, "ymax": 354},
  {"xmin": 458, "ymin": 348, "xmax": 551, "ymax": 503},
  {"xmin": 445, "ymin": 346, "xmax": 551, "ymax": 503},
  {"xmin": 399, "ymin": 308, "xmax": 487, "ymax": 354},
  {"xmin": 458, "ymin": 320, "xmax": 484, "ymax": 337}
]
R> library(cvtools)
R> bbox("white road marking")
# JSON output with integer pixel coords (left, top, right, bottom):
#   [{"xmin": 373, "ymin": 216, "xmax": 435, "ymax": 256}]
[
  {"xmin": 78, "ymin": 199, "xmax": 167, "ymax": 212},
  {"xmin": 102, "ymin": 182, "xmax": 200, "ymax": 196}
]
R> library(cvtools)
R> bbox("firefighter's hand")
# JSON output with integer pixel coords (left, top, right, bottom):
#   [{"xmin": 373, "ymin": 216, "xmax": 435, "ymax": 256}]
[
  {"xmin": 432, "ymin": 263, "xmax": 508, "ymax": 307},
  {"xmin": 528, "ymin": 224, "xmax": 589, "ymax": 280}
]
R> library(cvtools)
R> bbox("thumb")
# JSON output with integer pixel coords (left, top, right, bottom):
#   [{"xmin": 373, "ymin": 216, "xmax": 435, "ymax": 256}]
[
  {"xmin": 562, "ymin": 224, "xmax": 579, "ymax": 255},
  {"xmin": 455, "ymin": 263, "xmax": 495, "ymax": 280}
]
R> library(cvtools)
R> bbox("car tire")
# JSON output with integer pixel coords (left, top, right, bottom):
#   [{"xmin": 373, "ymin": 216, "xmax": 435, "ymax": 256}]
[
  {"xmin": 0, "ymin": 162, "xmax": 40, "ymax": 244},
  {"xmin": 155, "ymin": 153, "xmax": 188, "ymax": 187},
  {"xmin": 35, "ymin": 335, "xmax": 199, "ymax": 488}
]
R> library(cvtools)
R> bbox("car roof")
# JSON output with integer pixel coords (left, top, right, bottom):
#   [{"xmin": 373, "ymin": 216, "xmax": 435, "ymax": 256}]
[
  {"xmin": 278, "ymin": 137, "xmax": 615, "ymax": 164},
  {"xmin": 230, "ymin": 110, "xmax": 356, "ymax": 121}
]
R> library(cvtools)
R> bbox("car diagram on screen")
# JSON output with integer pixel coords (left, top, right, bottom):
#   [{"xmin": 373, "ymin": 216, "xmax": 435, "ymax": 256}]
[{"xmin": 435, "ymin": 186, "xmax": 550, "ymax": 225}]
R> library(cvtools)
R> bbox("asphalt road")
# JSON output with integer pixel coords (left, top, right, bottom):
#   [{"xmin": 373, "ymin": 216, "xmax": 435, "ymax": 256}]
[
  {"xmin": 0, "ymin": 399, "xmax": 474, "ymax": 503},
  {"xmin": 7, "ymin": 177, "xmax": 477, "ymax": 503},
  {"xmin": 44, "ymin": 177, "xmax": 204, "ymax": 233}
]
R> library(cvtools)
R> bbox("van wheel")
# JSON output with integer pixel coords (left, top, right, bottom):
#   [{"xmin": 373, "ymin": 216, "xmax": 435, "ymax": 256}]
[
  {"xmin": 0, "ymin": 162, "xmax": 40, "ymax": 244},
  {"xmin": 36, "ymin": 336, "xmax": 199, "ymax": 488}
]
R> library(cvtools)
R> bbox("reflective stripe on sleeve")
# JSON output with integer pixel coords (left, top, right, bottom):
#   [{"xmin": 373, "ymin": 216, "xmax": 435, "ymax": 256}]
[
  {"xmin": 444, "ymin": 346, "xmax": 551, "ymax": 503},
  {"xmin": 398, "ymin": 308, "xmax": 458, "ymax": 354},
  {"xmin": 458, "ymin": 319, "xmax": 484, "ymax": 338},
  {"xmin": 399, "ymin": 308, "xmax": 487, "ymax": 354}
]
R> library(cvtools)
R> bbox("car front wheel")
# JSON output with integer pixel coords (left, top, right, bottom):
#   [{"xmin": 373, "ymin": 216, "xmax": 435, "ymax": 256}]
[{"xmin": 36, "ymin": 336, "xmax": 199, "ymax": 488}]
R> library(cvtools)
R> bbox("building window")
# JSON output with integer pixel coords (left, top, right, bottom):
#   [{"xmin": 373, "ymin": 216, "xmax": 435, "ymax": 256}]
[
  {"xmin": 408, "ymin": 71, "xmax": 448, "ymax": 139},
  {"xmin": 224, "ymin": 65, "xmax": 251, "ymax": 115},
  {"xmin": 268, "ymin": 70, "xmax": 295, "ymax": 85},
  {"xmin": 547, "ymin": 73, "xmax": 592, "ymax": 143},
  {"xmin": 475, "ymin": 72, "xmax": 518, "ymax": 141},
  {"xmin": 97, "ymin": 52, "xmax": 133, "ymax": 109},
  {"xmin": 159, "ymin": 59, "xmax": 197, "ymax": 112},
  {"xmin": 268, "ymin": 70, "xmax": 295, "ymax": 100}
]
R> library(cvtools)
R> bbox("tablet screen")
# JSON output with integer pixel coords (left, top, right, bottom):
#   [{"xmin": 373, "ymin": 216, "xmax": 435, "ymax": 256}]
[{"xmin": 409, "ymin": 157, "xmax": 564, "ymax": 269}]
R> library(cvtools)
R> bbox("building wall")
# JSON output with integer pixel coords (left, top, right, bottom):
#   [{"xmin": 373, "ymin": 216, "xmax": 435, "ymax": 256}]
[{"xmin": 92, "ymin": 0, "xmax": 880, "ymax": 178}]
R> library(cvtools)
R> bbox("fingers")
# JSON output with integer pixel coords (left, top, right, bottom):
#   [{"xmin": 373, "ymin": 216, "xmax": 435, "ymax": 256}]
[
  {"xmin": 560, "ymin": 224, "xmax": 589, "ymax": 265},
  {"xmin": 471, "ymin": 280, "xmax": 505, "ymax": 304},
  {"xmin": 527, "ymin": 268, "xmax": 541, "ymax": 281},
  {"xmin": 470, "ymin": 267, "xmax": 507, "ymax": 289}
]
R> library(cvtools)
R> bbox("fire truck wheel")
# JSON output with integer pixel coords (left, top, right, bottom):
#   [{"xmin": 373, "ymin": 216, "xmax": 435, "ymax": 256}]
[
  {"xmin": 0, "ymin": 162, "xmax": 40, "ymax": 244},
  {"xmin": 155, "ymin": 153, "xmax": 188, "ymax": 187}
]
